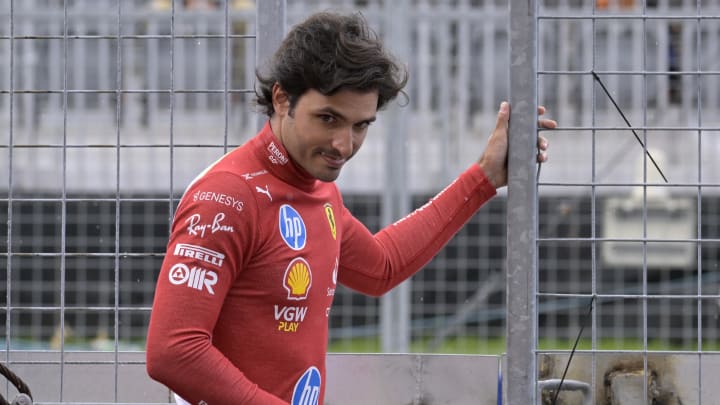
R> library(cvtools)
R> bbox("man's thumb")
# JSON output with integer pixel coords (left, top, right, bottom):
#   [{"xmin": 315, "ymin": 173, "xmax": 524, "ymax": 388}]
[{"xmin": 496, "ymin": 101, "xmax": 510, "ymax": 131}]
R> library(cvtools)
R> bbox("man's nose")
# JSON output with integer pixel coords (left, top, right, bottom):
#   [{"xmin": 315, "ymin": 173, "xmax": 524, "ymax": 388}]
[{"xmin": 332, "ymin": 127, "xmax": 353, "ymax": 158}]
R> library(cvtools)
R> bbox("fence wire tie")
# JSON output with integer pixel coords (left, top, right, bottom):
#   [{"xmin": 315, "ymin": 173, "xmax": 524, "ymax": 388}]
[
  {"xmin": 550, "ymin": 294, "xmax": 595, "ymax": 405},
  {"xmin": 591, "ymin": 71, "xmax": 669, "ymax": 183}
]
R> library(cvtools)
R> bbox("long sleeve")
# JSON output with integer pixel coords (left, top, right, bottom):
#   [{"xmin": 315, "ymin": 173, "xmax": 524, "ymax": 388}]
[
  {"xmin": 337, "ymin": 164, "xmax": 496, "ymax": 296},
  {"xmin": 145, "ymin": 172, "xmax": 288, "ymax": 405}
]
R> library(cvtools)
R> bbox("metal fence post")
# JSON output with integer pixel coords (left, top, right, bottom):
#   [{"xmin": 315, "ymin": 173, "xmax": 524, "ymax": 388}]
[
  {"xmin": 507, "ymin": 0, "xmax": 538, "ymax": 403},
  {"xmin": 380, "ymin": 0, "xmax": 412, "ymax": 353},
  {"xmin": 255, "ymin": 0, "xmax": 286, "ymax": 130}
]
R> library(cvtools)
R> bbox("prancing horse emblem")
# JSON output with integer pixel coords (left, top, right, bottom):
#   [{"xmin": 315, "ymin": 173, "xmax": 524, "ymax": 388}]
[{"xmin": 324, "ymin": 203, "xmax": 336, "ymax": 240}]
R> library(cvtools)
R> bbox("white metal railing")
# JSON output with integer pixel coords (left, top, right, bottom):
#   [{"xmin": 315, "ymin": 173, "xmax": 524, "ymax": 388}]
[{"xmin": 2, "ymin": 0, "xmax": 719, "ymax": 193}]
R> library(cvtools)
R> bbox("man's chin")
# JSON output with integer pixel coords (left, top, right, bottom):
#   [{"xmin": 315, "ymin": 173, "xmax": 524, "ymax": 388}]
[{"xmin": 313, "ymin": 168, "xmax": 341, "ymax": 182}]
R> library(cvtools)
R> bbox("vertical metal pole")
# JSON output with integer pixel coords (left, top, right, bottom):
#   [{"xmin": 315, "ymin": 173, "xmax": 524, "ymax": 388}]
[
  {"xmin": 380, "ymin": 0, "xmax": 411, "ymax": 353},
  {"xmin": 113, "ymin": 0, "xmax": 122, "ymax": 401},
  {"xmin": 694, "ymin": 1, "xmax": 703, "ymax": 403},
  {"xmin": 507, "ymin": 0, "xmax": 538, "ymax": 403},
  {"xmin": 59, "ymin": 0, "xmax": 69, "ymax": 399},
  {"xmin": 255, "ymin": 0, "xmax": 286, "ymax": 131},
  {"xmin": 223, "ymin": 0, "xmax": 230, "ymax": 152},
  {"xmin": 168, "ymin": 0, "xmax": 176, "ymax": 222},
  {"xmin": 5, "ymin": 1, "xmax": 14, "ymax": 396}
]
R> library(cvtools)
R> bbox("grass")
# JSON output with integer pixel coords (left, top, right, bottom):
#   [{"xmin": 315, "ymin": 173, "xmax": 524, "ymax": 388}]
[
  {"xmin": 328, "ymin": 336, "xmax": 507, "ymax": 354},
  {"xmin": 7, "ymin": 335, "xmax": 720, "ymax": 354}
]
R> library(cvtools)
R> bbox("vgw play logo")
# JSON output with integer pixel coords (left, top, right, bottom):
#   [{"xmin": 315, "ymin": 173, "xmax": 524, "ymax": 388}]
[{"xmin": 291, "ymin": 366, "xmax": 321, "ymax": 405}]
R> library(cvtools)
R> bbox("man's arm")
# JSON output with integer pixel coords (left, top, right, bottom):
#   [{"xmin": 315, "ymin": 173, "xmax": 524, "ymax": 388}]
[
  {"xmin": 337, "ymin": 163, "xmax": 495, "ymax": 296},
  {"xmin": 337, "ymin": 102, "xmax": 554, "ymax": 296},
  {"xmin": 145, "ymin": 173, "xmax": 287, "ymax": 405}
]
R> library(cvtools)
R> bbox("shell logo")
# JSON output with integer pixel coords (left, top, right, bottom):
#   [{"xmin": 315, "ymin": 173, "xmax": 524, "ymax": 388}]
[{"xmin": 283, "ymin": 258, "xmax": 312, "ymax": 300}]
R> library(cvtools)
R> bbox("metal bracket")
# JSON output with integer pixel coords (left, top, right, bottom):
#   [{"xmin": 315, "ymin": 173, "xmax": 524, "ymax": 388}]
[
  {"xmin": 538, "ymin": 378, "xmax": 591, "ymax": 405},
  {"xmin": 11, "ymin": 394, "xmax": 33, "ymax": 405}
]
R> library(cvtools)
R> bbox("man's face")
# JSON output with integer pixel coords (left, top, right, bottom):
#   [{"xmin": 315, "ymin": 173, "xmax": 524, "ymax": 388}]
[{"xmin": 272, "ymin": 86, "xmax": 378, "ymax": 182}]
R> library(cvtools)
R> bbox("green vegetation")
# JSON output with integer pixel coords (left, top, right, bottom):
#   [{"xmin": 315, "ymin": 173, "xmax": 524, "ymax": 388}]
[
  {"xmin": 328, "ymin": 336, "xmax": 507, "ymax": 354},
  {"xmin": 7, "ymin": 336, "xmax": 720, "ymax": 354}
]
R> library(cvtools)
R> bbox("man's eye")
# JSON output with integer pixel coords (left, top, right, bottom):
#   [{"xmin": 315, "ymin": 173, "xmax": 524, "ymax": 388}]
[
  {"xmin": 319, "ymin": 115, "xmax": 336, "ymax": 123},
  {"xmin": 355, "ymin": 122, "xmax": 371, "ymax": 130}
]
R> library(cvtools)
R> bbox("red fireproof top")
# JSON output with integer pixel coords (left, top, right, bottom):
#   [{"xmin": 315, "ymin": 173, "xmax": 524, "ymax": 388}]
[{"xmin": 146, "ymin": 122, "xmax": 497, "ymax": 404}]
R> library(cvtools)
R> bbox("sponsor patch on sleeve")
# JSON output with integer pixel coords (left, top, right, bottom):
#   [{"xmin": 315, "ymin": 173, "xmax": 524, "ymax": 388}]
[
  {"xmin": 168, "ymin": 263, "xmax": 218, "ymax": 295},
  {"xmin": 173, "ymin": 243, "xmax": 225, "ymax": 268}
]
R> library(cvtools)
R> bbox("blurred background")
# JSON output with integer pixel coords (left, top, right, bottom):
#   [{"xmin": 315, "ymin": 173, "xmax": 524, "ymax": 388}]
[{"xmin": 1, "ymin": 0, "xmax": 720, "ymax": 365}]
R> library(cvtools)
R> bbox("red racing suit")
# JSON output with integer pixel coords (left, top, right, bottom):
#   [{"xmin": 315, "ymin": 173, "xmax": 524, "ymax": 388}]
[{"xmin": 146, "ymin": 122, "xmax": 497, "ymax": 404}]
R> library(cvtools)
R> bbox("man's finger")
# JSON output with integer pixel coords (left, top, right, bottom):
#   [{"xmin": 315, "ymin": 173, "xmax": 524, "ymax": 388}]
[
  {"xmin": 539, "ymin": 118, "xmax": 557, "ymax": 129},
  {"xmin": 496, "ymin": 102, "xmax": 510, "ymax": 131},
  {"xmin": 537, "ymin": 136, "xmax": 548, "ymax": 150}
]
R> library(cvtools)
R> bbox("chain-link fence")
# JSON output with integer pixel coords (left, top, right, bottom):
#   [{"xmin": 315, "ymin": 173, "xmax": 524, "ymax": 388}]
[{"xmin": 1, "ymin": 0, "xmax": 720, "ymax": 403}]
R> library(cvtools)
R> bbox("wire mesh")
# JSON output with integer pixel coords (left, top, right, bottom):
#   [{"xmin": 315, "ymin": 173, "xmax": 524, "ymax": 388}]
[
  {"xmin": 2, "ymin": 0, "xmax": 720, "ymax": 403},
  {"xmin": 534, "ymin": 0, "xmax": 720, "ymax": 403}
]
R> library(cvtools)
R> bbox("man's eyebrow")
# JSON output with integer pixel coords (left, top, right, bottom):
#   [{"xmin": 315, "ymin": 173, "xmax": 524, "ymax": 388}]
[{"xmin": 317, "ymin": 107, "xmax": 376, "ymax": 124}]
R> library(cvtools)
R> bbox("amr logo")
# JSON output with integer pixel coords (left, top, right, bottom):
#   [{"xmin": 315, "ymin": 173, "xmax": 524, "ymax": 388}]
[{"xmin": 168, "ymin": 263, "xmax": 218, "ymax": 295}]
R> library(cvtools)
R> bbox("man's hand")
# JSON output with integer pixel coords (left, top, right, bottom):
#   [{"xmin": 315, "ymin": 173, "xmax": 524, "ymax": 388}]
[{"xmin": 477, "ymin": 101, "xmax": 556, "ymax": 189}]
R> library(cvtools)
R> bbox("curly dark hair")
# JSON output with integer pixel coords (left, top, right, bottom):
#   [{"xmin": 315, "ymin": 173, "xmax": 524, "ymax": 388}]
[{"xmin": 255, "ymin": 11, "xmax": 408, "ymax": 116}]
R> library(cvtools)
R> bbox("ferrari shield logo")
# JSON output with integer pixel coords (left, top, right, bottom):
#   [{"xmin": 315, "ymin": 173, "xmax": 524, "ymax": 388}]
[{"xmin": 324, "ymin": 203, "xmax": 336, "ymax": 240}]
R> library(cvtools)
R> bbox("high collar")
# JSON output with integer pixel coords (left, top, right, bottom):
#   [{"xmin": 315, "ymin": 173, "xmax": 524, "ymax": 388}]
[{"xmin": 251, "ymin": 121, "xmax": 319, "ymax": 192}]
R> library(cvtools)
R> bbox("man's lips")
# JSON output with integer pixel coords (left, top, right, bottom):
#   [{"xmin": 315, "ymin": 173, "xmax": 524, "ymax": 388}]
[{"xmin": 321, "ymin": 152, "xmax": 346, "ymax": 169}]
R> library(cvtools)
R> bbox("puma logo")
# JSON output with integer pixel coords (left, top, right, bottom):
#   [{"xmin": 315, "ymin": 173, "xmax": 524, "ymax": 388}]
[{"xmin": 255, "ymin": 185, "xmax": 272, "ymax": 201}]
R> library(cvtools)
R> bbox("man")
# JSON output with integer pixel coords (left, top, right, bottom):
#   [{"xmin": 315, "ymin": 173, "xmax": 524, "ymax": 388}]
[{"xmin": 146, "ymin": 11, "xmax": 555, "ymax": 405}]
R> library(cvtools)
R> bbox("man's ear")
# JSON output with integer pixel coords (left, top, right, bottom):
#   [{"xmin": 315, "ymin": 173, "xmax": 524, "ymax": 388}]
[{"xmin": 272, "ymin": 83, "xmax": 290, "ymax": 116}]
